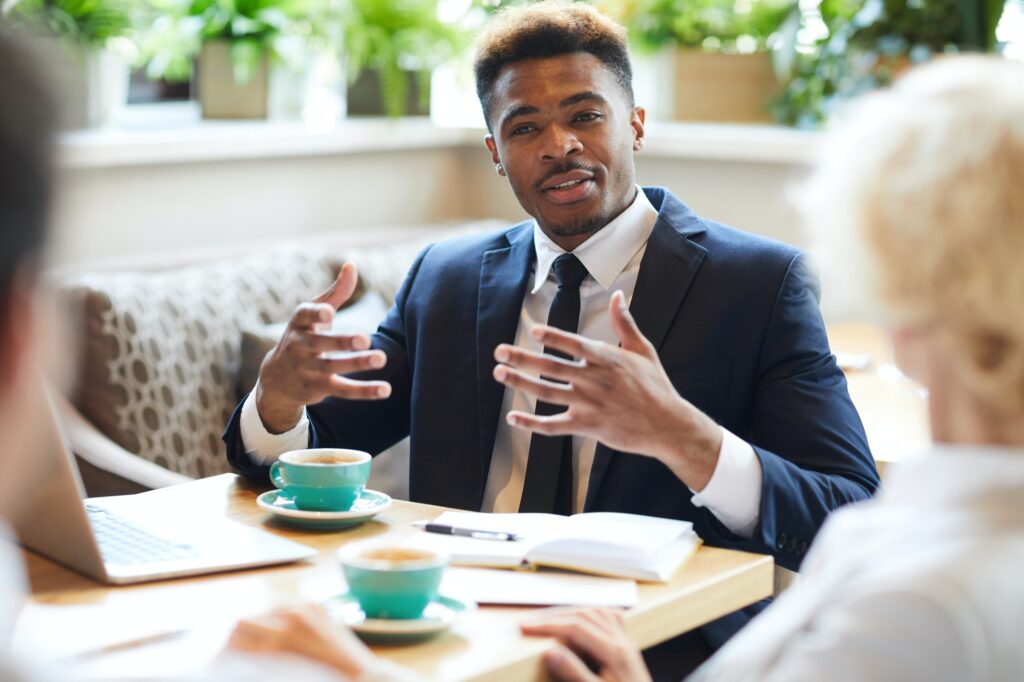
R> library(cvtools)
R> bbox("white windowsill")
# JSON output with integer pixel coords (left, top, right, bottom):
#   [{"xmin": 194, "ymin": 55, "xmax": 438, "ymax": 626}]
[{"xmin": 57, "ymin": 102, "xmax": 819, "ymax": 169}]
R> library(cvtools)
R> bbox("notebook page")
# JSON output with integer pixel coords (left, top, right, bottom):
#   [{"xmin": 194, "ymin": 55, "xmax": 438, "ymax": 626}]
[
  {"xmin": 403, "ymin": 511, "xmax": 569, "ymax": 567},
  {"xmin": 440, "ymin": 567, "xmax": 638, "ymax": 607},
  {"xmin": 561, "ymin": 513, "xmax": 694, "ymax": 555}
]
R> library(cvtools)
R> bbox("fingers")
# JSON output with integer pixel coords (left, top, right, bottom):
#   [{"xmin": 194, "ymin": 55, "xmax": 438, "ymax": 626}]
[
  {"xmin": 227, "ymin": 616, "xmax": 284, "ymax": 653},
  {"xmin": 305, "ymin": 332, "xmax": 372, "ymax": 354},
  {"xmin": 327, "ymin": 374, "xmax": 391, "ymax": 400},
  {"xmin": 506, "ymin": 410, "xmax": 574, "ymax": 435},
  {"xmin": 290, "ymin": 302, "xmax": 337, "ymax": 331},
  {"xmin": 313, "ymin": 262, "xmax": 359, "ymax": 311},
  {"xmin": 493, "ymin": 365, "xmax": 573, "ymax": 406},
  {"xmin": 520, "ymin": 616, "xmax": 610, "ymax": 665},
  {"xmin": 529, "ymin": 325, "xmax": 617, "ymax": 366},
  {"xmin": 543, "ymin": 645, "xmax": 601, "ymax": 682},
  {"xmin": 315, "ymin": 350, "xmax": 386, "ymax": 375},
  {"xmin": 608, "ymin": 291, "xmax": 655, "ymax": 357},
  {"xmin": 528, "ymin": 325, "xmax": 597, "ymax": 360},
  {"xmin": 494, "ymin": 344, "xmax": 584, "ymax": 383}
]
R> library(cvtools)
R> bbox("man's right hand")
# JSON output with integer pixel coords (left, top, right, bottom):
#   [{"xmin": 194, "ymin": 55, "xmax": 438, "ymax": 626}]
[{"xmin": 255, "ymin": 262, "xmax": 391, "ymax": 434}]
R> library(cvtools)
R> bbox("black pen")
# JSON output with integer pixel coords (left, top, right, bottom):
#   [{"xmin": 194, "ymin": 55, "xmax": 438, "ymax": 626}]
[{"xmin": 413, "ymin": 520, "xmax": 522, "ymax": 542}]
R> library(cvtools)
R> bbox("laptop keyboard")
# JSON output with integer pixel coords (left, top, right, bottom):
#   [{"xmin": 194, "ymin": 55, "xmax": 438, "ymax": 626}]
[{"xmin": 86, "ymin": 505, "xmax": 201, "ymax": 566}]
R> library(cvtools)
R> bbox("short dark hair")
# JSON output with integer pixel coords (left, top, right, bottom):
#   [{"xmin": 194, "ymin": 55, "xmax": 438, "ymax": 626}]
[
  {"xmin": 0, "ymin": 30, "xmax": 54, "ymax": 311},
  {"xmin": 473, "ymin": 1, "xmax": 634, "ymax": 131}
]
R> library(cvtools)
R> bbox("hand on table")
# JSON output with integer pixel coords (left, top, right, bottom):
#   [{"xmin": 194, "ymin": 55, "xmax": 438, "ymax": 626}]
[
  {"xmin": 521, "ymin": 608, "xmax": 652, "ymax": 682},
  {"xmin": 227, "ymin": 604, "xmax": 377, "ymax": 679},
  {"xmin": 256, "ymin": 262, "xmax": 391, "ymax": 433},
  {"xmin": 492, "ymin": 290, "xmax": 723, "ymax": 491}
]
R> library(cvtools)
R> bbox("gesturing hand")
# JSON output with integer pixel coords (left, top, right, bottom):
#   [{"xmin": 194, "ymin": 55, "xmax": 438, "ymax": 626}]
[
  {"xmin": 256, "ymin": 262, "xmax": 391, "ymax": 434},
  {"xmin": 493, "ymin": 290, "xmax": 722, "ymax": 491},
  {"xmin": 227, "ymin": 604, "xmax": 377, "ymax": 679},
  {"xmin": 520, "ymin": 608, "xmax": 652, "ymax": 682}
]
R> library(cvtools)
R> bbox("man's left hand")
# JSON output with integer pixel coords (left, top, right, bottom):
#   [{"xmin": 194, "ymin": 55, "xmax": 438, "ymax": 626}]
[{"xmin": 493, "ymin": 291, "xmax": 722, "ymax": 492}]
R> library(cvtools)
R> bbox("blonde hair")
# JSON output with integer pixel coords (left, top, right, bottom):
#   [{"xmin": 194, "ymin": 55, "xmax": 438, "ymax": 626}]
[{"xmin": 802, "ymin": 56, "xmax": 1024, "ymax": 413}]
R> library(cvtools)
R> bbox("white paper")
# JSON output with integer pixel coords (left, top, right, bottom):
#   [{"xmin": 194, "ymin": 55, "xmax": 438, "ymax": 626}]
[{"xmin": 441, "ymin": 567, "xmax": 638, "ymax": 607}]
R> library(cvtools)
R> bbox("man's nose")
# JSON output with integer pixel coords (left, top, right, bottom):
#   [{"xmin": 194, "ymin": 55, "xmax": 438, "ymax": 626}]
[{"xmin": 540, "ymin": 125, "xmax": 582, "ymax": 161}]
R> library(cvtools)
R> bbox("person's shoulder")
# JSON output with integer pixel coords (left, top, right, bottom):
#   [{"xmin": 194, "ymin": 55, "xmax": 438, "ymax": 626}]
[{"xmin": 420, "ymin": 220, "xmax": 531, "ymax": 262}]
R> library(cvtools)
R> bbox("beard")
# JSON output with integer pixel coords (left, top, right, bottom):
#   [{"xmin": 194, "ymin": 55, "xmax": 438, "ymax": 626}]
[{"xmin": 541, "ymin": 210, "xmax": 611, "ymax": 239}]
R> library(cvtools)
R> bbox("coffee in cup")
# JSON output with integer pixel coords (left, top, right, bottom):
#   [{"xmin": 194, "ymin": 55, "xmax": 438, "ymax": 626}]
[
  {"xmin": 270, "ymin": 448, "xmax": 371, "ymax": 511},
  {"xmin": 339, "ymin": 544, "xmax": 447, "ymax": 620}
]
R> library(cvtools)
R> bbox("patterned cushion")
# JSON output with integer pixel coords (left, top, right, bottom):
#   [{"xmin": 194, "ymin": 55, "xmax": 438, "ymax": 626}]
[{"xmin": 62, "ymin": 248, "xmax": 335, "ymax": 479}]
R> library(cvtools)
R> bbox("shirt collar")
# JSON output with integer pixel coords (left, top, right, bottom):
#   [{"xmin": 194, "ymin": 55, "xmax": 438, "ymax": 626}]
[{"xmin": 531, "ymin": 186, "xmax": 658, "ymax": 294}]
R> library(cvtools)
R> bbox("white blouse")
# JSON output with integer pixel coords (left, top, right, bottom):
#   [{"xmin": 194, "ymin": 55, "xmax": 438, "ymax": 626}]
[{"xmin": 690, "ymin": 445, "xmax": 1024, "ymax": 682}]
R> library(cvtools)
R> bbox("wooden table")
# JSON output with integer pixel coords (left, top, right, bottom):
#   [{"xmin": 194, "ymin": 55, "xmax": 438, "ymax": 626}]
[
  {"xmin": 827, "ymin": 322, "xmax": 930, "ymax": 473},
  {"xmin": 14, "ymin": 474, "xmax": 773, "ymax": 681}
]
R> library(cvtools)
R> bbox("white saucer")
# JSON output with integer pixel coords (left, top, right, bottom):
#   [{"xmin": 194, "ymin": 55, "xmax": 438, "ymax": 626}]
[
  {"xmin": 256, "ymin": 489, "xmax": 391, "ymax": 529},
  {"xmin": 324, "ymin": 593, "xmax": 474, "ymax": 643}
]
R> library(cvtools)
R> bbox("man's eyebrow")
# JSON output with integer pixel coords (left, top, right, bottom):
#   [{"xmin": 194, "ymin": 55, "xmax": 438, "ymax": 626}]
[
  {"xmin": 500, "ymin": 104, "xmax": 539, "ymax": 131},
  {"xmin": 560, "ymin": 91, "xmax": 607, "ymax": 108}
]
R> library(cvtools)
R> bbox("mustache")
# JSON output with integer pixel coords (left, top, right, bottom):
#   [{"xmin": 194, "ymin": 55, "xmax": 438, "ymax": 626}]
[{"xmin": 535, "ymin": 162, "xmax": 598, "ymax": 190}]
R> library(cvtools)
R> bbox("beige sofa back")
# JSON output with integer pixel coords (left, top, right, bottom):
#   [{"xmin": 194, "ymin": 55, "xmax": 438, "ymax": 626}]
[{"xmin": 53, "ymin": 220, "xmax": 507, "ymax": 495}]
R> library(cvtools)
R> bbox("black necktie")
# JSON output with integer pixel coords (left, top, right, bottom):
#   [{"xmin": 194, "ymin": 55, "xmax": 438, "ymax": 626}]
[{"xmin": 519, "ymin": 253, "xmax": 589, "ymax": 515}]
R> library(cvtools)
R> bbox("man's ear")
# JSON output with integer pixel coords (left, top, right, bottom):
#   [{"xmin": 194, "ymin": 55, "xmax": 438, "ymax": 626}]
[
  {"xmin": 631, "ymin": 106, "xmax": 646, "ymax": 151},
  {"xmin": 484, "ymin": 135, "xmax": 505, "ymax": 176}
]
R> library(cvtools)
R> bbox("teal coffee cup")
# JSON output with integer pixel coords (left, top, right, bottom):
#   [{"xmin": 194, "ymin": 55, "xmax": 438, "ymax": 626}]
[
  {"xmin": 340, "ymin": 544, "xmax": 448, "ymax": 620},
  {"xmin": 269, "ymin": 449, "xmax": 371, "ymax": 511}
]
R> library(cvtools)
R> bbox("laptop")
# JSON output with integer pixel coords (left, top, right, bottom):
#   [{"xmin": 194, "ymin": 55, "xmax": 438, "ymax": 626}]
[{"xmin": 10, "ymin": 389, "xmax": 316, "ymax": 584}]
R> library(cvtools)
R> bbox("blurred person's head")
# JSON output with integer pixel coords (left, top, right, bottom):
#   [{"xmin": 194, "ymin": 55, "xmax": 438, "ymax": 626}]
[
  {"xmin": 804, "ymin": 55, "xmax": 1024, "ymax": 445},
  {"xmin": 473, "ymin": 1, "xmax": 644, "ymax": 251},
  {"xmin": 0, "ymin": 30, "xmax": 56, "ymax": 514}
]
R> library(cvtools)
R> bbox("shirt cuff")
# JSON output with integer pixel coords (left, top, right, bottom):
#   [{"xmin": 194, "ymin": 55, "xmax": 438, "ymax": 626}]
[
  {"xmin": 239, "ymin": 382, "xmax": 311, "ymax": 465},
  {"xmin": 689, "ymin": 427, "xmax": 763, "ymax": 539}
]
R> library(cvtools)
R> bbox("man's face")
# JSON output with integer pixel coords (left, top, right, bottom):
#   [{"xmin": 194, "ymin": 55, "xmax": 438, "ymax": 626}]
[{"xmin": 484, "ymin": 53, "xmax": 645, "ymax": 249}]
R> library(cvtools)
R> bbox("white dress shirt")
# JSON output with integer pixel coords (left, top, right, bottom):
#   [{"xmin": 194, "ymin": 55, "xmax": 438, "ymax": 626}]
[
  {"xmin": 241, "ymin": 187, "xmax": 762, "ymax": 533},
  {"xmin": 690, "ymin": 445, "xmax": 1024, "ymax": 682}
]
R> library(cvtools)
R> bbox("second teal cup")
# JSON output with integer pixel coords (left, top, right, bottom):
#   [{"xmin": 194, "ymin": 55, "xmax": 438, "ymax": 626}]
[
  {"xmin": 270, "ymin": 448, "xmax": 371, "ymax": 511},
  {"xmin": 339, "ymin": 544, "xmax": 447, "ymax": 620}
]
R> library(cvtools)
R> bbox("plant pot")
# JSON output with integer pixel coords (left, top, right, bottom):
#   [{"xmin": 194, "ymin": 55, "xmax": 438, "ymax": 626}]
[
  {"xmin": 346, "ymin": 69, "xmax": 429, "ymax": 117},
  {"xmin": 198, "ymin": 41, "xmax": 269, "ymax": 120},
  {"xmin": 672, "ymin": 50, "xmax": 779, "ymax": 123},
  {"xmin": 29, "ymin": 37, "xmax": 128, "ymax": 130}
]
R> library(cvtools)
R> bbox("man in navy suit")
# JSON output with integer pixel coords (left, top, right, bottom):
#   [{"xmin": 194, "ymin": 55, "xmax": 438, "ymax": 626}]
[{"xmin": 224, "ymin": 1, "xmax": 877, "ymax": 664}]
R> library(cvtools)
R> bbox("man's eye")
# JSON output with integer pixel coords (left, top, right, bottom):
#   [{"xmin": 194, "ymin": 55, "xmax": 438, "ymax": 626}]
[
  {"xmin": 575, "ymin": 112, "xmax": 602, "ymax": 123},
  {"xmin": 511, "ymin": 124, "xmax": 534, "ymax": 136}
]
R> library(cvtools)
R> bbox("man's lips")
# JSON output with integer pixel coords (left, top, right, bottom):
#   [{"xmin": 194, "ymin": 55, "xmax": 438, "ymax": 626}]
[
  {"xmin": 538, "ymin": 168, "xmax": 595, "ymax": 192},
  {"xmin": 537, "ymin": 168, "xmax": 597, "ymax": 205}
]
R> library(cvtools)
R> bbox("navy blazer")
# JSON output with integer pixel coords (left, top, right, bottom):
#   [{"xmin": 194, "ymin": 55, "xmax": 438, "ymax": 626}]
[{"xmin": 225, "ymin": 187, "xmax": 878, "ymax": 644}]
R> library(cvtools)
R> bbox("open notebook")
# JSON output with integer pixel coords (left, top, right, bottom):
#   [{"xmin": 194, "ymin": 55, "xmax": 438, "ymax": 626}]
[{"xmin": 405, "ymin": 511, "xmax": 701, "ymax": 582}]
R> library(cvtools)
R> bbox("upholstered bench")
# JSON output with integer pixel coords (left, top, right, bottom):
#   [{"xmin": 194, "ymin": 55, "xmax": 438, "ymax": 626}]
[{"xmin": 53, "ymin": 221, "xmax": 506, "ymax": 497}]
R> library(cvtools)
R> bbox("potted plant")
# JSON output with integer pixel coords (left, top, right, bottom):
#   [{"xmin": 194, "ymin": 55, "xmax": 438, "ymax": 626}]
[
  {"xmin": 616, "ymin": 0, "xmax": 797, "ymax": 122},
  {"xmin": 341, "ymin": 0, "xmax": 464, "ymax": 118},
  {"xmin": 138, "ymin": 0, "xmax": 337, "ymax": 119},
  {"xmin": 2, "ymin": 0, "xmax": 133, "ymax": 128},
  {"xmin": 773, "ymin": 0, "xmax": 1009, "ymax": 128}
]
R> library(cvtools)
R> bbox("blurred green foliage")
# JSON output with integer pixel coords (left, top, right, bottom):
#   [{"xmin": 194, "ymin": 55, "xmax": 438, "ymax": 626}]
[
  {"xmin": 773, "ymin": 0, "xmax": 1009, "ymax": 128},
  {"xmin": 341, "ymin": 0, "xmax": 465, "ymax": 117},
  {"xmin": 626, "ymin": 0, "xmax": 798, "ymax": 53},
  {"xmin": 3, "ymin": 0, "xmax": 132, "ymax": 47},
  {"xmin": 136, "ymin": 0, "xmax": 334, "ymax": 84}
]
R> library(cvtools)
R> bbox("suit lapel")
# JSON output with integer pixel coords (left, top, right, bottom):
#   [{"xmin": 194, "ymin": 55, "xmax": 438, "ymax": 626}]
[
  {"xmin": 476, "ymin": 224, "xmax": 534, "ymax": 506},
  {"xmin": 585, "ymin": 194, "xmax": 709, "ymax": 511}
]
